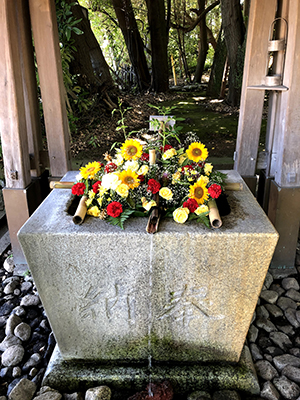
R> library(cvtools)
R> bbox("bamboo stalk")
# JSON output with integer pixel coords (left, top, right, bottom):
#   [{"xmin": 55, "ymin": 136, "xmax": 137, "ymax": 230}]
[
  {"xmin": 73, "ymin": 195, "xmax": 87, "ymax": 225},
  {"xmin": 224, "ymin": 182, "xmax": 243, "ymax": 191},
  {"xmin": 208, "ymin": 199, "xmax": 222, "ymax": 229},
  {"xmin": 146, "ymin": 193, "xmax": 161, "ymax": 234},
  {"xmin": 50, "ymin": 181, "xmax": 243, "ymax": 192},
  {"xmin": 49, "ymin": 181, "xmax": 74, "ymax": 189},
  {"xmin": 149, "ymin": 149, "xmax": 156, "ymax": 165}
]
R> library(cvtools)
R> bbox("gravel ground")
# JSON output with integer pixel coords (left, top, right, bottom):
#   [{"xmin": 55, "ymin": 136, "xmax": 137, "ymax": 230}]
[{"xmin": 1, "ymin": 235, "xmax": 300, "ymax": 400}]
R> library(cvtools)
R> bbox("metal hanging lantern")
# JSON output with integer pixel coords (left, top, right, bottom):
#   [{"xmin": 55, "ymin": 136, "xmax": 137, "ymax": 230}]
[{"xmin": 265, "ymin": 17, "xmax": 288, "ymax": 87}]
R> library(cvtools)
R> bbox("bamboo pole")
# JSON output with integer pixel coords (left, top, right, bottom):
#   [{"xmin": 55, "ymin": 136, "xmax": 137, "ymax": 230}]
[
  {"xmin": 208, "ymin": 199, "xmax": 222, "ymax": 229},
  {"xmin": 171, "ymin": 54, "xmax": 177, "ymax": 86}
]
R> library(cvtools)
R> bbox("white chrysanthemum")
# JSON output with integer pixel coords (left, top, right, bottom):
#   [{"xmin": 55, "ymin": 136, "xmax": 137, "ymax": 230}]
[
  {"xmin": 112, "ymin": 152, "xmax": 124, "ymax": 166},
  {"xmin": 101, "ymin": 173, "xmax": 121, "ymax": 190},
  {"xmin": 123, "ymin": 160, "xmax": 139, "ymax": 172}
]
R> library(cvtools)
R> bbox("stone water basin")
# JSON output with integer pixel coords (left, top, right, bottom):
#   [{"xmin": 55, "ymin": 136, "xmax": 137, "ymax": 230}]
[{"xmin": 18, "ymin": 170, "xmax": 278, "ymax": 364}]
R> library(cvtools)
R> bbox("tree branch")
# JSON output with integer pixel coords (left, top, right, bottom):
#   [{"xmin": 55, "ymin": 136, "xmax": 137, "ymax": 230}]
[{"xmin": 171, "ymin": 0, "xmax": 220, "ymax": 33}]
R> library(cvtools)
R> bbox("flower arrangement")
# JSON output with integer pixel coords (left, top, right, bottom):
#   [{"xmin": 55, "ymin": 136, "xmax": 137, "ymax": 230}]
[{"xmin": 71, "ymin": 134, "xmax": 226, "ymax": 229}]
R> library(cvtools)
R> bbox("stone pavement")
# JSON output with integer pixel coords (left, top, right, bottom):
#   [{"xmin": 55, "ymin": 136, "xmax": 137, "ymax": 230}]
[{"xmin": 0, "ymin": 238, "xmax": 300, "ymax": 400}]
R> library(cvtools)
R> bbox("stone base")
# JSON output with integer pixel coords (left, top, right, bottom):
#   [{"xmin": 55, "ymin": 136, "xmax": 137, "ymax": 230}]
[{"xmin": 43, "ymin": 345, "xmax": 260, "ymax": 399}]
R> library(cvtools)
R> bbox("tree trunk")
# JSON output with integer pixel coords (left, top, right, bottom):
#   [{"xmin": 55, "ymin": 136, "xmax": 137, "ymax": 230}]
[
  {"xmin": 220, "ymin": 0, "xmax": 245, "ymax": 106},
  {"xmin": 207, "ymin": 26, "xmax": 227, "ymax": 97},
  {"xmin": 145, "ymin": 0, "xmax": 169, "ymax": 92},
  {"xmin": 194, "ymin": 0, "xmax": 208, "ymax": 83},
  {"xmin": 111, "ymin": 0, "xmax": 151, "ymax": 91},
  {"xmin": 66, "ymin": 1, "xmax": 113, "ymax": 91}
]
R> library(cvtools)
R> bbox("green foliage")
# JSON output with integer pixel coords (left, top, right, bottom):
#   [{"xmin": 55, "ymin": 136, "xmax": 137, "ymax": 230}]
[
  {"xmin": 147, "ymin": 103, "xmax": 185, "ymax": 149},
  {"xmin": 110, "ymin": 98, "xmax": 138, "ymax": 149},
  {"xmin": 55, "ymin": 0, "xmax": 95, "ymax": 132},
  {"xmin": 107, "ymin": 208, "xmax": 136, "ymax": 229}
]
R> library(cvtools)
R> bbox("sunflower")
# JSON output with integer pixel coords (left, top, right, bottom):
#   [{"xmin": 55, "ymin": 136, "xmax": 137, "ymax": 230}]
[
  {"xmin": 119, "ymin": 169, "xmax": 140, "ymax": 189},
  {"xmin": 121, "ymin": 139, "xmax": 143, "ymax": 160},
  {"xmin": 189, "ymin": 177, "xmax": 209, "ymax": 204},
  {"xmin": 186, "ymin": 142, "xmax": 208, "ymax": 163},
  {"xmin": 80, "ymin": 161, "xmax": 101, "ymax": 179}
]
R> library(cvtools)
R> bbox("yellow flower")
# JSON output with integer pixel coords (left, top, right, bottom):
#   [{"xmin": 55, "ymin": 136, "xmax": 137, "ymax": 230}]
[
  {"xmin": 80, "ymin": 161, "xmax": 101, "ymax": 179},
  {"xmin": 137, "ymin": 165, "xmax": 149, "ymax": 175},
  {"xmin": 119, "ymin": 169, "xmax": 140, "ymax": 189},
  {"xmin": 162, "ymin": 148, "xmax": 177, "ymax": 160},
  {"xmin": 87, "ymin": 206, "xmax": 100, "ymax": 217},
  {"xmin": 189, "ymin": 177, "xmax": 209, "ymax": 204},
  {"xmin": 85, "ymin": 198, "xmax": 93, "ymax": 207},
  {"xmin": 195, "ymin": 205, "xmax": 209, "ymax": 215},
  {"xmin": 172, "ymin": 171, "xmax": 181, "ymax": 184},
  {"xmin": 159, "ymin": 187, "xmax": 173, "ymax": 200},
  {"xmin": 121, "ymin": 139, "xmax": 143, "ymax": 160},
  {"xmin": 88, "ymin": 190, "xmax": 95, "ymax": 199},
  {"xmin": 178, "ymin": 154, "xmax": 187, "ymax": 166},
  {"xmin": 186, "ymin": 142, "xmax": 208, "ymax": 163},
  {"xmin": 202, "ymin": 176, "xmax": 209, "ymax": 185},
  {"xmin": 204, "ymin": 162, "xmax": 213, "ymax": 175},
  {"xmin": 116, "ymin": 184, "xmax": 129, "ymax": 198},
  {"xmin": 99, "ymin": 187, "xmax": 108, "ymax": 196},
  {"xmin": 141, "ymin": 197, "xmax": 157, "ymax": 211},
  {"xmin": 97, "ymin": 197, "xmax": 104, "ymax": 207},
  {"xmin": 173, "ymin": 207, "xmax": 189, "ymax": 224}
]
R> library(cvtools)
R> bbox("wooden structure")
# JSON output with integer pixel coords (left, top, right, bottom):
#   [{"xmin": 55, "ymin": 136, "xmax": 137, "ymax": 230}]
[
  {"xmin": 0, "ymin": 0, "xmax": 71, "ymax": 264},
  {"xmin": 0, "ymin": 0, "xmax": 299, "ymax": 270},
  {"xmin": 235, "ymin": 0, "xmax": 300, "ymax": 273}
]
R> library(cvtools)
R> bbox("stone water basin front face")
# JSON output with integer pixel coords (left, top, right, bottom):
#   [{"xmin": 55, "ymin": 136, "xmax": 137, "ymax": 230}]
[{"xmin": 18, "ymin": 170, "xmax": 278, "ymax": 364}]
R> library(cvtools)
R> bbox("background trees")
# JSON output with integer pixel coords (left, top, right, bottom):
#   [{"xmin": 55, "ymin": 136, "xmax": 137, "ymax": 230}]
[{"xmin": 56, "ymin": 0, "xmax": 248, "ymax": 108}]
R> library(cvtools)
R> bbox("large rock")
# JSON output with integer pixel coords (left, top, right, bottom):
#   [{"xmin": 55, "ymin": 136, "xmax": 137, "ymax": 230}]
[
  {"xmin": 1, "ymin": 345, "xmax": 24, "ymax": 367},
  {"xmin": 8, "ymin": 377, "xmax": 36, "ymax": 400},
  {"xmin": 273, "ymin": 375, "xmax": 300, "ymax": 399},
  {"xmin": 273, "ymin": 354, "xmax": 300, "ymax": 371},
  {"xmin": 18, "ymin": 170, "xmax": 278, "ymax": 363},
  {"xmin": 85, "ymin": 386, "xmax": 111, "ymax": 400}
]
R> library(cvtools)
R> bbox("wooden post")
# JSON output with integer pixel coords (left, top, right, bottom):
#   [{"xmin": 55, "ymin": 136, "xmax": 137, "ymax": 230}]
[
  {"xmin": 234, "ymin": 0, "xmax": 277, "ymax": 176},
  {"xmin": 0, "ymin": 1, "xmax": 32, "ymax": 189},
  {"xmin": 0, "ymin": 0, "xmax": 46, "ymax": 265},
  {"xmin": 271, "ymin": 0, "xmax": 300, "ymax": 188},
  {"xmin": 18, "ymin": 0, "xmax": 44, "ymax": 177},
  {"xmin": 28, "ymin": 0, "xmax": 72, "ymax": 177}
]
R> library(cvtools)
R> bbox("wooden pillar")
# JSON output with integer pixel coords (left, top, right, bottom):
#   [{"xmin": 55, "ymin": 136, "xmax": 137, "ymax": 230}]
[
  {"xmin": 28, "ymin": 0, "xmax": 72, "ymax": 177},
  {"xmin": 267, "ymin": 0, "xmax": 300, "ymax": 273},
  {"xmin": 234, "ymin": 0, "xmax": 277, "ymax": 176},
  {"xmin": 0, "ymin": 0, "xmax": 44, "ymax": 265},
  {"xmin": 0, "ymin": 1, "xmax": 32, "ymax": 189}
]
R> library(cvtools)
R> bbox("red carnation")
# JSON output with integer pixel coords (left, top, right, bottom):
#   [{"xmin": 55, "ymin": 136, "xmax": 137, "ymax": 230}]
[
  {"xmin": 183, "ymin": 198, "xmax": 198, "ymax": 213},
  {"xmin": 72, "ymin": 182, "xmax": 86, "ymax": 196},
  {"xmin": 105, "ymin": 162, "xmax": 117, "ymax": 173},
  {"xmin": 97, "ymin": 162, "xmax": 104, "ymax": 168},
  {"xmin": 106, "ymin": 201, "xmax": 123, "ymax": 218},
  {"xmin": 92, "ymin": 181, "xmax": 102, "ymax": 193},
  {"xmin": 147, "ymin": 179, "xmax": 161, "ymax": 194},
  {"xmin": 208, "ymin": 184, "xmax": 222, "ymax": 199},
  {"xmin": 160, "ymin": 144, "xmax": 173, "ymax": 153},
  {"xmin": 141, "ymin": 153, "xmax": 149, "ymax": 161},
  {"xmin": 138, "ymin": 175, "xmax": 145, "ymax": 183},
  {"xmin": 182, "ymin": 164, "xmax": 194, "ymax": 172}
]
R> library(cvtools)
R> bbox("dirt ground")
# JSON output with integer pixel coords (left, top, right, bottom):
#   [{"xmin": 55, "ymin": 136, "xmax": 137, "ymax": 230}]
[{"xmin": 70, "ymin": 87, "xmax": 240, "ymax": 164}]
